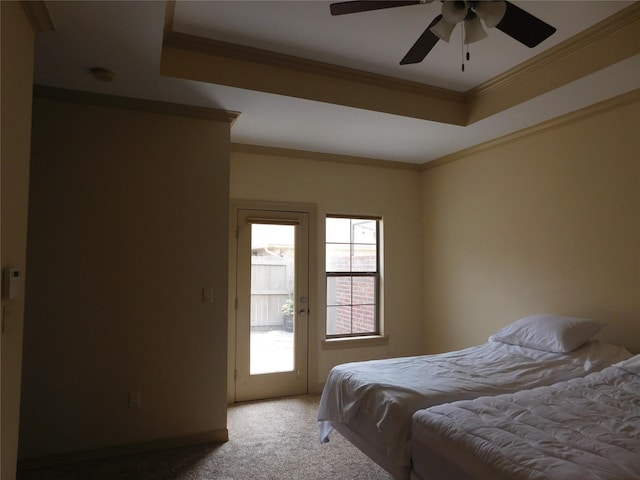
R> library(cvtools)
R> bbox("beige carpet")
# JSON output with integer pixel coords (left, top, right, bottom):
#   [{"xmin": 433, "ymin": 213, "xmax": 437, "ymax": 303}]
[{"xmin": 18, "ymin": 394, "xmax": 394, "ymax": 480}]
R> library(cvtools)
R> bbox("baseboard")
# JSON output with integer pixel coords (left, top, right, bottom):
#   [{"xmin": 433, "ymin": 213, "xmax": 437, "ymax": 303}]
[{"xmin": 18, "ymin": 428, "xmax": 228, "ymax": 471}]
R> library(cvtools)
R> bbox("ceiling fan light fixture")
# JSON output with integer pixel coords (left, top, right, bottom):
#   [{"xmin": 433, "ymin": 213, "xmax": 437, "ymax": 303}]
[
  {"xmin": 441, "ymin": 1, "xmax": 468, "ymax": 24},
  {"xmin": 464, "ymin": 17, "xmax": 488, "ymax": 44},
  {"xmin": 430, "ymin": 18, "xmax": 456, "ymax": 42},
  {"xmin": 328, "ymin": 0, "xmax": 557, "ymax": 67},
  {"xmin": 473, "ymin": 0, "xmax": 506, "ymax": 28}
]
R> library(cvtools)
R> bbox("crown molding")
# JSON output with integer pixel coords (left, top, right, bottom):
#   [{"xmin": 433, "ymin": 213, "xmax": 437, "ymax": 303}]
[
  {"xmin": 231, "ymin": 143, "xmax": 422, "ymax": 171},
  {"xmin": 163, "ymin": 32, "xmax": 464, "ymax": 105},
  {"xmin": 161, "ymin": 31, "xmax": 468, "ymax": 126},
  {"xmin": 234, "ymin": 88, "xmax": 640, "ymax": 171},
  {"xmin": 164, "ymin": 2, "xmax": 640, "ymax": 128},
  {"xmin": 162, "ymin": 0, "xmax": 469, "ymax": 127},
  {"xmin": 465, "ymin": 3, "xmax": 640, "ymax": 123},
  {"xmin": 33, "ymin": 85, "xmax": 240, "ymax": 124},
  {"xmin": 423, "ymin": 88, "xmax": 640, "ymax": 171},
  {"xmin": 21, "ymin": 1, "xmax": 54, "ymax": 32},
  {"xmin": 469, "ymin": 3, "xmax": 640, "ymax": 100}
]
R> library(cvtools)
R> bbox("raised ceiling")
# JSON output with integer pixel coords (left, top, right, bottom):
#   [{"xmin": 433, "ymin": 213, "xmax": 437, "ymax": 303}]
[{"xmin": 33, "ymin": 1, "xmax": 640, "ymax": 164}]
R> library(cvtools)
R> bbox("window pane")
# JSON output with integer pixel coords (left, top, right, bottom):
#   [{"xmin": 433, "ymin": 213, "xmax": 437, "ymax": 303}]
[
  {"xmin": 327, "ymin": 277, "xmax": 351, "ymax": 306},
  {"xmin": 352, "ymin": 276, "xmax": 375, "ymax": 305},
  {"xmin": 326, "ymin": 244, "xmax": 350, "ymax": 272},
  {"xmin": 352, "ymin": 305, "xmax": 376, "ymax": 334},
  {"xmin": 326, "ymin": 216, "xmax": 380, "ymax": 338},
  {"xmin": 352, "ymin": 244, "xmax": 377, "ymax": 272},
  {"xmin": 326, "ymin": 305, "xmax": 352, "ymax": 336},
  {"xmin": 352, "ymin": 219, "xmax": 377, "ymax": 245},
  {"xmin": 326, "ymin": 217, "xmax": 351, "ymax": 243}
]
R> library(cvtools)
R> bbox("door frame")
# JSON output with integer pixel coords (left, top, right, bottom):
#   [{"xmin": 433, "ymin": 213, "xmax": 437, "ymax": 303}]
[{"xmin": 227, "ymin": 200, "xmax": 317, "ymax": 404}]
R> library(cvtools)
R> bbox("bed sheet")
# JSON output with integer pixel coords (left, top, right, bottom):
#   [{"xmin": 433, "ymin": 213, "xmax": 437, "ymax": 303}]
[
  {"xmin": 411, "ymin": 360, "xmax": 640, "ymax": 480},
  {"xmin": 318, "ymin": 340, "xmax": 631, "ymax": 473}
]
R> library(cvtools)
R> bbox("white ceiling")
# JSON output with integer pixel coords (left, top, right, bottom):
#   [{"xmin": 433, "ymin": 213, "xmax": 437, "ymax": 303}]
[{"xmin": 34, "ymin": 1, "xmax": 640, "ymax": 164}]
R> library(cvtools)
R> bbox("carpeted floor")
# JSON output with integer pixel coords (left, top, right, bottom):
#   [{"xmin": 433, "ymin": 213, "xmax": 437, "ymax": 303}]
[{"xmin": 18, "ymin": 394, "xmax": 394, "ymax": 480}]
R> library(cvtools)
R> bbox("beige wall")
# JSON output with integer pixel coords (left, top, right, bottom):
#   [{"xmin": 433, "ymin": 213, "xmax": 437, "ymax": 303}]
[
  {"xmin": 19, "ymin": 97, "xmax": 231, "ymax": 459},
  {"xmin": 12, "ymin": 20, "xmax": 638, "ymax": 464},
  {"xmin": 422, "ymin": 93, "xmax": 640, "ymax": 354},
  {"xmin": 230, "ymin": 151, "xmax": 425, "ymax": 393},
  {"xmin": 1, "ymin": 2, "xmax": 35, "ymax": 479}
]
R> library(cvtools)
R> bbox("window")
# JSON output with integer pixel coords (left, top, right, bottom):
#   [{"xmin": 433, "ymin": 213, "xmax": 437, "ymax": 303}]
[{"xmin": 326, "ymin": 216, "xmax": 380, "ymax": 338}]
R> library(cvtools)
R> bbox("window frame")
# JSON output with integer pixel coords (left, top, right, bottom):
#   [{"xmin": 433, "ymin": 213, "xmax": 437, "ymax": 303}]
[{"xmin": 325, "ymin": 214, "xmax": 381, "ymax": 339}]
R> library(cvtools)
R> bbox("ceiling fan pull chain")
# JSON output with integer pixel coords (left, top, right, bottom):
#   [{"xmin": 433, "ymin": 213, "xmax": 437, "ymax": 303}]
[{"xmin": 461, "ymin": 23, "xmax": 465, "ymax": 72}]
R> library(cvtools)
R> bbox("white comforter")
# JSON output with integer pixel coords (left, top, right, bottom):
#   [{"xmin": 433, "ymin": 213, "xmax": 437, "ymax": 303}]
[
  {"xmin": 413, "ymin": 360, "xmax": 640, "ymax": 480},
  {"xmin": 318, "ymin": 340, "xmax": 630, "ymax": 468}
]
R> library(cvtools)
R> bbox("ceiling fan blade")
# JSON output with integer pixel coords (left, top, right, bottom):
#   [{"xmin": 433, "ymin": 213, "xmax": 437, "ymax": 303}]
[
  {"xmin": 400, "ymin": 15, "xmax": 441, "ymax": 65},
  {"xmin": 496, "ymin": 1, "xmax": 556, "ymax": 48},
  {"xmin": 330, "ymin": 1, "xmax": 421, "ymax": 16}
]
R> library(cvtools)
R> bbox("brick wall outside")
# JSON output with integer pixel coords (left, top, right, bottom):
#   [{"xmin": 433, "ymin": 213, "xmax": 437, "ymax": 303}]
[{"xmin": 331, "ymin": 254, "xmax": 377, "ymax": 334}]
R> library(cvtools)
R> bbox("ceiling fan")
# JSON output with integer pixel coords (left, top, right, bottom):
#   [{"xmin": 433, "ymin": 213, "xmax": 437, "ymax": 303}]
[{"xmin": 329, "ymin": 1, "xmax": 556, "ymax": 66}]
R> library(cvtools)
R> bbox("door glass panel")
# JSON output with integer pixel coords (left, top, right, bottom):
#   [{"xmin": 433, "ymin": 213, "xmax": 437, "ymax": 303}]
[{"xmin": 250, "ymin": 223, "xmax": 295, "ymax": 375}]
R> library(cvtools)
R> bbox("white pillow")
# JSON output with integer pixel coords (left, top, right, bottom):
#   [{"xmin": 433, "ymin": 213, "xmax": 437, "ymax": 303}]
[
  {"xmin": 615, "ymin": 354, "xmax": 640, "ymax": 376},
  {"xmin": 488, "ymin": 314, "xmax": 604, "ymax": 353}
]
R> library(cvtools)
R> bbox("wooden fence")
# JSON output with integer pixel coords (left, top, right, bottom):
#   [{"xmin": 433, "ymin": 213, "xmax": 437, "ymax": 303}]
[{"xmin": 250, "ymin": 256, "xmax": 294, "ymax": 329}]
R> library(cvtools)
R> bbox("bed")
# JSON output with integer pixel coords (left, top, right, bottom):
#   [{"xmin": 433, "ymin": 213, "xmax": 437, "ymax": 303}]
[
  {"xmin": 410, "ymin": 354, "xmax": 640, "ymax": 480},
  {"xmin": 317, "ymin": 315, "xmax": 632, "ymax": 480}
]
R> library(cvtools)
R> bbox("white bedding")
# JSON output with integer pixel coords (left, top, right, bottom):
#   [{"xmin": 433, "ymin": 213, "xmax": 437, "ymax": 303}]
[
  {"xmin": 317, "ymin": 340, "xmax": 631, "ymax": 475},
  {"xmin": 411, "ymin": 358, "xmax": 640, "ymax": 480}
]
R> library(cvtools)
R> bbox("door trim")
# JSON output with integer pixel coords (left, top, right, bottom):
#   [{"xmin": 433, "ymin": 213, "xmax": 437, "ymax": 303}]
[
  {"xmin": 235, "ymin": 209, "xmax": 308, "ymax": 401},
  {"xmin": 227, "ymin": 200, "xmax": 317, "ymax": 404}
]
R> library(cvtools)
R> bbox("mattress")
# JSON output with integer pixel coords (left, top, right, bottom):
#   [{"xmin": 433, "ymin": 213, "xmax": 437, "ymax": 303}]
[
  {"xmin": 317, "ymin": 340, "xmax": 631, "ymax": 478},
  {"xmin": 411, "ymin": 356, "xmax": 640, "ymax": 480}
]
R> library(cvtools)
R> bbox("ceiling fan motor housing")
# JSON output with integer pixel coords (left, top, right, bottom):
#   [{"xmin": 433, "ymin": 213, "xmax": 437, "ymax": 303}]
[{"xmin": 330, "ymin": 0, "xmax": 556, "ymax": 65}]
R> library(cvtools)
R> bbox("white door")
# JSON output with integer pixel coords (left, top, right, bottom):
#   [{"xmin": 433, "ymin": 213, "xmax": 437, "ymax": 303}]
[{"xmin": 234, "ymin": 208, "xmax": 309, "ymax": 402}]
